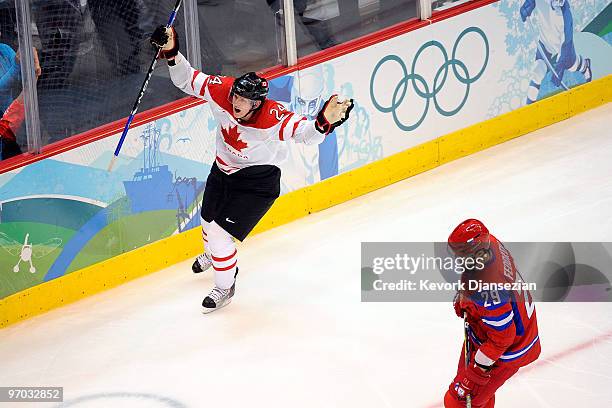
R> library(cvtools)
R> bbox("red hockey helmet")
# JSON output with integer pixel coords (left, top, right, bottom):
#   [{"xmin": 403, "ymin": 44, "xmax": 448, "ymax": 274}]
[{"xmin": 447, "ymin": 219, "xmax": 491, "ymax": 258}]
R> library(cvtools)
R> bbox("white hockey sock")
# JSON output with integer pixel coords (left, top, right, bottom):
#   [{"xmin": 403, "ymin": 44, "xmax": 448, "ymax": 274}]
[
  {"xmin": 213, "ymin": 258, "xmax": 237, "ymax": 289},
  {"xmin": 207, "ymin": 221, "xmax": 238, "ymax": 290}
]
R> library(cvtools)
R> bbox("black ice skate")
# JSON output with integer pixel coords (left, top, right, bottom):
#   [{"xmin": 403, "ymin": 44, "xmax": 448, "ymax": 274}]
[
  {"xmin": 201, "ymin": 268, "xmax": 238, "ymax": 314},
  {"xmin": 192, "ymin": 253, "xmax": 212, "ymax": 273},
  {"xmin": 202, "ymin": 283, "xmax": 235, "ymax": 313}
]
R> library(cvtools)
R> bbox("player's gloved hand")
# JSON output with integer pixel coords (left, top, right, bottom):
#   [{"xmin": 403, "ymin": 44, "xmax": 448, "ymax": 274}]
[
  {"xmin": 519, "ymin": 0, "xmax": 535, "ymax": 22},
  {"xmin": 315, "ymin": 95, "xmax": 354, "ymax": 135},
  {"xmin": 454, "ymin": 292, "xmax": 478, "ymax": 318},
  {"xmin": 150, "ymin": 25, "xmax": 179, "ymax": 59},
  {"xmin": 553, "ymin": 40, "xmax": 576, "ymax": 87},
  {"xmin": 453, "ymin": 292, "xmax": 463, "ymax": 318},
  {"xmin": 450, "ymin": 364, "xmax": 491, "ymax": 401}
]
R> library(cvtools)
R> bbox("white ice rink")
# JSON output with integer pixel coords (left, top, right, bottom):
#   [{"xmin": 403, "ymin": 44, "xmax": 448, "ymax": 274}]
[{"xmin": 1, "ymin": 103, "xmax": 611, "ymax": 408}]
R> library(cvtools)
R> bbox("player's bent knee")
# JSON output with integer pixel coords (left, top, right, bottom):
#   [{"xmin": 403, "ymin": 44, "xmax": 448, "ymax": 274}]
[
  {"xmin": 201, "ymin": 217, "xmax": 209, "ymax": 232},
  {"xmin": 206, "ymin": 221, "xmax": 235, "ymax": 255}
]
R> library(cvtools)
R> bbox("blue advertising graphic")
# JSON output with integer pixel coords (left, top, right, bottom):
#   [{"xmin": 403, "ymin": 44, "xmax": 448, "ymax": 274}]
[
  {"xmin": 370, "ymin": 27, "xmax": 490, "ymax": 131},
  {"xmin": 490, "ymin": 0, "xmax": 611, "ymax": 115},
  {"xmin": 0, "ymin": 0, "xmax": 609, "ymax": 300},
  {"xmin": 270, "ymin": 64, "xmax": 382, "ymax": 186},
  {"xmin": 1, "ymin": 120, "xmax": 210, "ymax": 296}
]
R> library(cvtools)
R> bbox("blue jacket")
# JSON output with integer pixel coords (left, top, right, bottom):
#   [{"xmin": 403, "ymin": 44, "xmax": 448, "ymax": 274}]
[{"xmin": 0, "ymin": 43, "xmax": 21, "ymax": 115}]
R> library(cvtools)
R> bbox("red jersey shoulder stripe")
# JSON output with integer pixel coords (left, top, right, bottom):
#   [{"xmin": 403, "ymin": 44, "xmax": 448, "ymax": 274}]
[
  {"xmin": 237, "ymin": 100, "xmax": 290, "ymax": 130},
  {"xmin": 208, "ymin": 77, "xmax": 235, "ymax": 112}
]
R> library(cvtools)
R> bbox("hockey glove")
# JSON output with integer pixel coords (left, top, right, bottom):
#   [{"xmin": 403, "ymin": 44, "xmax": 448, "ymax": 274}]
[
  {"xmin": 453, "ymin": 292, "xmax": 463, "ymax": 318},
  {"xmin": 151, "ymin": 26, "xmax": 179, "ymax": 59},
  {"xmin": 450, "ymin": 364, "xmax": 491, "ymax": 401},
  {"xmin": 454, "ymin": 292, "xmax": 479, "ymax": 319},
  {"xmin": 315, "ymin": 95, "xmax": 354, "ymax": 135},
  {"xmin": 553, "ymin": 40, "xmax": 576, "ymax": 87}
]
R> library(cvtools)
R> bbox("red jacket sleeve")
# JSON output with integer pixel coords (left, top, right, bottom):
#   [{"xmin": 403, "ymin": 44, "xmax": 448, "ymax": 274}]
[{"xmin": 464, "ymin": 292, "xmax": 516, "ymax": 365}]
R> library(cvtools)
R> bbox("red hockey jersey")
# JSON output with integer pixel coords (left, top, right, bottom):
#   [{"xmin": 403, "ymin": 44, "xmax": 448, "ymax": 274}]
[
  {"xmin": 460, "ymin": 236, "xmax": 541, "ymax": 369},
  {"xmin": 168, "ymin": 52, "xmax": 324, "ymax": 174}
]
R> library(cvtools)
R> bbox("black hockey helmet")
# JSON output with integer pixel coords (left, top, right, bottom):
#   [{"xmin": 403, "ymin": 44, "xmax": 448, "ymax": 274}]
[{"xmin": 230, "ymin": 72, "xmax": 269, "ymax": 102}]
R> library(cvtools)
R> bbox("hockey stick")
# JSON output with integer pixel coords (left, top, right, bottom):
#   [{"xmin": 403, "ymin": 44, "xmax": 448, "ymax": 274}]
[
  {"xmin": 107, "ymin": 0, "xmax": 184, "ymax": 172},
  {"xmin": 463, "ymin": 311, "xmax": 473, "ymax": 408}
]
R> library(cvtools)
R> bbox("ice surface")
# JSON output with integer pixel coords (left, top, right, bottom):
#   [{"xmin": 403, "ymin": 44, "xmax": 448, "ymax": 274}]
[{"xmin": 0, "ymin": 104, "xmax": 611, "ymax": 407}]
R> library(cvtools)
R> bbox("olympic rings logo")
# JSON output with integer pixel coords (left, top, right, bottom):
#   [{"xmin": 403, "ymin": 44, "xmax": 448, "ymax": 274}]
[{"xmin": 369, "ymin": 27, "xmax": 489, "ymax": 131}]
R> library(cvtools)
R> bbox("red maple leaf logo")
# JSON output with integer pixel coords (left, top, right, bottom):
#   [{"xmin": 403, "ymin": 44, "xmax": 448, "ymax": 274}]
[{"xmin": 221, "ymin": 125, "xmax": 248, "ymax": 152}]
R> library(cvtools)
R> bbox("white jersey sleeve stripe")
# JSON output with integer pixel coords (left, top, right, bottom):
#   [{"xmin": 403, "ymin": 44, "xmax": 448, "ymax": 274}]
[
  {"xmin": 482, "ymin": 311, "xmax": 514, "ymax": 327},
  {"xmin": 499, "ymin": 335, "xmax": 540, "ymax": 361},
  {"xmin": 475, "ymin": 349, "xmax": 495, "ymax": 367}
]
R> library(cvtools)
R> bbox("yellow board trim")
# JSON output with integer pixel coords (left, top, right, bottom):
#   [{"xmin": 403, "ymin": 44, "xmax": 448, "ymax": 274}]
[{"xmin": 1, "ymin": 75, "xmax": 610, "ymax": 328}]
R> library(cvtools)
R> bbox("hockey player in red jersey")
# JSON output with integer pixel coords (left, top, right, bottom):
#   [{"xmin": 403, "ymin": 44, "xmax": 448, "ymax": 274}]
[
  {"xmin": 444, "ymin": 219, "xmax": 541, "ymax": 408},
  {"xmin": 150, "ymin": 26, "xmax": 353, "ymax": 313}
]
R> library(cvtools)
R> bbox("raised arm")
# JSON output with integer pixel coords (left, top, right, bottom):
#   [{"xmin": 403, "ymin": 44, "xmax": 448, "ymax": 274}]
[
  {"xmin": 279, "ymin": 95, "xmax": 354, "ymax": 145},
  {"xmin": 150, "ymin": 26, "xmax": 211, "ymax": 100},
  {"xmin": 168, "ymin": 52, "xmax": 211, "ymax": 99}
]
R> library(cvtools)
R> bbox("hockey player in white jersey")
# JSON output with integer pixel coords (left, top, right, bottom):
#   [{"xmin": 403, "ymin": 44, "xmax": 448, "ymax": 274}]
[
  {"xmin": 520, "ymin": 0, "xmax": 592, "ymax": 105},
  {"xmin": 151, "ymin": 26, "xmax": 353, "ymax": 313}
]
